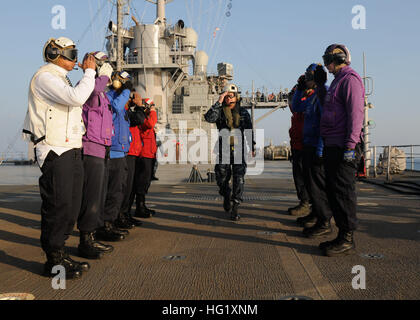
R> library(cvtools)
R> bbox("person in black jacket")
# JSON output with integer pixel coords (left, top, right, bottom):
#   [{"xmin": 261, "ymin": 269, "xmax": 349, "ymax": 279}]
[{"xmin": 205, "ymin": 83, "xmax": 255, "ymax": 221}]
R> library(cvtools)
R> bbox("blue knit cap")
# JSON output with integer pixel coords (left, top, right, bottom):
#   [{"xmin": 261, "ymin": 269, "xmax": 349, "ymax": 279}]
[{"xmin": 305, "ymin": 63, "xmax": 322, "ymax": 81}]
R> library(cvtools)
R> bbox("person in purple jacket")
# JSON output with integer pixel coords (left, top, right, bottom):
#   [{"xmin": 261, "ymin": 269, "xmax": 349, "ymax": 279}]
[
  {"xmin": 77, "ymin": 52, "xmax": 115, "ymax": 260},
  {"xmin": 318, "ymin": 44, "xmax": 365, "ymax": 257}
]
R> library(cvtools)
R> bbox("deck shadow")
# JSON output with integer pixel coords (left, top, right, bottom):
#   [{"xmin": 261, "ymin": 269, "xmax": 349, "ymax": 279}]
[
  {"xmin": 0, "ymin": 211, "xmax": 41, "ymax": 229},
  {"xmin": 140, "ymin": 221, "xmax": 323, "ymax": 257},
  {"xmin": 0, "ymin": 250, "xmax": 44, "ymax": 276},
  {"xmin": 0, "ymin": 230, "xmax": 40, "ymax": 248},
  {"xmin": 144, "ymin": 201, "xmax": 302, "ymax": 233},
  {"xmin": 147, "ymin": 198, "xmax": 299, "ymax": 225}
]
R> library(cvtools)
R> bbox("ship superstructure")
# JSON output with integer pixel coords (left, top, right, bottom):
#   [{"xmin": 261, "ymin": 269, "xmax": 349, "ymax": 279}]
[
  {"xmin": 104, "ymin": 0, "xmax": 287, "ymax": 162},
  {"xmin": 105, "ymin": 0, "xmax": 237, "ymax": 160}
]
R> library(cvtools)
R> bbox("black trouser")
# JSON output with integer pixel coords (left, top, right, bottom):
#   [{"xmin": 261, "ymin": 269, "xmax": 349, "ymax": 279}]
[
  {"xmin": 102, "ymin": 157, "xmax": 127, "ymax": 224},
  {"xmin": 78, "ymin": 155, "xmax": 106, "ymax": 233},
  {"xmin": 324, "ymin": 146, "xmax": 359, "ymax": 231},
  {"xmin": 39, "ymin": 149, "xmax": 83, "ymax": 254},
  {"xmin": 121, "ymin": 155, "xmax": 137, "ymax": 215},
  {"xmin": 215, "ymin": 149, "xmax": 247, "ymax": 203},
  {"xmin": 291, "ymin": 149, "xmax": 310, "ymax": 203},
  {"xmin": 302, "ymin": 146, "xmax": 332, "ymax": 222},
  {"xmin": 134, "ymin": 157, "xmax": 154, "ymax": 202}
]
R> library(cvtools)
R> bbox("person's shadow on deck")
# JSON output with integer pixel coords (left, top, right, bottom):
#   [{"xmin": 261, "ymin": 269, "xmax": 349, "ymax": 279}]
[
  {"xmin": 0, "ymin": 250, "xmax": 44, "ymax": 277},
  {"xmin": 139, "ymin": 220, "xmax": 322, "ymax": 256},
  {"xmin": 146, "ymin": 200, "xmax": 308, "ymax": 238}
]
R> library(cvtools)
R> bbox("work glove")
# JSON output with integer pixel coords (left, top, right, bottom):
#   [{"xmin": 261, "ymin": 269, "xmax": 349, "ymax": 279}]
[
  {"xmin": 98, "ymin": 63, "xmax": 113, "ymax": 80},
  {"xmin": 122, "ymin": 80, "xmax": 133, "ymax": 92},
  {"xmin": 343, "ymin": 149, "xmax": 356, "ymax": 162},
  {"xmin": 297, "ymin": 75, "xmax": 306, "ymax": 91}
]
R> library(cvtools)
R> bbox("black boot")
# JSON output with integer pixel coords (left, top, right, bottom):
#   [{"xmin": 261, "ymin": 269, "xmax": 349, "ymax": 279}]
[
  {"xmin": 287, "ymin": 203, "xmax": 300, "ymax": 214},
  {"xmin": 91, "ymin": 232, "xmax": 114, "ymax": 253},
  {"xmin": 143, "ymin": 202, "xmax": 156, "ymax": 216},
  {"xmin": 128, "ymin": 214, "xmax": 143, "ymax": 227},
  {"xmin": 135, "ymin": 197, "xmax": 152, "ymax": 218},
  {"xmin": 296, "ymin": 212, "xmax": 317, "ymax": 228},
  {"xmin": 319, "ymin": 232, "xmax": 342, "ymax": 251},
  {"xmin": 78, "ymin": 232, "xmax": 104, "ymax": 259},
  {"xmin": 111, "ymin": 221, "xmax": 130, "ymax": 236},
  {"xmin": 95, "ymin": 221, "xmax": 125, "ymax": 242},
  {"xmin": 324, "ymin": 231, "xmax": 355, "ymax": 257},
  {"xmin": 319, "ymin": 229, "xmax": 346, "ymax": 251},
  {"xmin": 62, "ymin": 251, "xmax": 90, "ymax": 272},
  {"xmin": 114, "ymin": 214, "xmax": 135, "ymax": 229},
  {"xmin": 44, "ymin": 249, "xmax": 82, "ymax": 279},
  {"xmin": 302, "ymin": 219, "xmax": 332, "ymax": 238},
  {"xmin": 223, "ymin": 194, "xmax": 231, "ymax": 212},
  {"xmin": 289, "ymin": 201, "xmax": 311, "ymax": 216},
  {"xmin": 230, "ymin": 201, "xmax": 240, "ymax": 221}
]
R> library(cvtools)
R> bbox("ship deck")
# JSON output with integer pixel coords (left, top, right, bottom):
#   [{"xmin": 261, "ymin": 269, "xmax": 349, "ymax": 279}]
[{"xmin": 0, "ymin": 162, "xmax": 419, "ymax": 300}]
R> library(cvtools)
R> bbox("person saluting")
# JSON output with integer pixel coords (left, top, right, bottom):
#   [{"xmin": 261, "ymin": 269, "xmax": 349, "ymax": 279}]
[{"xmin": 22, "ymin": 37, "xmax": 97, "ymax": 279}]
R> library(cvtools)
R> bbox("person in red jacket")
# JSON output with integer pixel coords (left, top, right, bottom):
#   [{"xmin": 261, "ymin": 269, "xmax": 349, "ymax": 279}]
[
  {"xmin": 117, "ymin": 91, "xmax": 144, "ymax": 228},
  {"xmin": 288, "ymin": 84, "xmax": 312, "ymax": 220},
  {"xmin": 133, "ymin": 98, "xmax": 158, "ymax": 218}
]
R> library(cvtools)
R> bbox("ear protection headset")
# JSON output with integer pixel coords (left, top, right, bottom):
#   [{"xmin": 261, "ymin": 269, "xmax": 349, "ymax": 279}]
[
  {"xmin": 81, "ymin": 51, "xmax": 110, "ymax": 74},
  {"xmin": 111, "ymin": 71, "xmax": 131, "ymax": 89},
  {"xmin": 43, "ymin": 38, "xmax": 78, "ymax": 63},
  {"xmin": 322, "ymin": 44, "xmax": 351, "ymax": 66}
]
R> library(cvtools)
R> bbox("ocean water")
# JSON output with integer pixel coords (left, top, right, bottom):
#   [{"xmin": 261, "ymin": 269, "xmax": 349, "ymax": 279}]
[
  {"xmin": 0, "ymin": 160, "xmax": 418, "ymax": 186},
  {"xmin": 0, "ymin": 161, "xmax": 295, "ymax": 186},
  {"xmin": 407, "ymin": 162, "xmax": 420, "ymax": 171},
  {"xmin": 0, "ymin": 164, "xmax": 40, "ymax": 185}
]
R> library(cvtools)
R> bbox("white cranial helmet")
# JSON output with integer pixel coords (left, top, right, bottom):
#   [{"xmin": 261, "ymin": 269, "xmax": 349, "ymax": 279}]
[
  {"xmin": 223, "ymin": 83, "xmax": 239, "ymax": 93},
  {"xmin": 43, "ymin": 37, "xmax": 77, "ymax": 63}
]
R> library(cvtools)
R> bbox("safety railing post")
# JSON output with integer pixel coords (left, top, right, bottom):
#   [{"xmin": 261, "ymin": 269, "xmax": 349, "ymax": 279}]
[
  {"xmin": 373, "ymin": 146, "xmax": 377, "ymax": 178},
  {"xmin": 411, "ymin": 145, "xmax": 414, "ymax": 171},
  {"xmin": 386, "ymin": 145, "xmax": 391, "ymax": 182}
]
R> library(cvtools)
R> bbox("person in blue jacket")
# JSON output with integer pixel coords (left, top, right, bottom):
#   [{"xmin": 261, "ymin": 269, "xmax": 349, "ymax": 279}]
[
  {"xmin": 96, "ymin": 71, "xmax": 133, "ymax": 242},
  {"xmin": 292, "ymin": 63, "xmax": 333, "ymax": 238}
]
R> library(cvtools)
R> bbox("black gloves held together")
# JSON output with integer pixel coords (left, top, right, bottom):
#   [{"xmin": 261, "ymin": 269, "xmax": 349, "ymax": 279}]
[
  {"xmin": 122, "ymin": 81, "xmax": 133, "ymax": 92},
  {"xmin": 297, "ymin": 75, "xmax": 306, "ymax": 91}
]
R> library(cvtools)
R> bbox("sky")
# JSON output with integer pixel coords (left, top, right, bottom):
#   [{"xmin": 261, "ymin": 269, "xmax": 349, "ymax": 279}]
[{"xmin": 1, "ymin": 0, "xmax": 419, "ymax": 158}]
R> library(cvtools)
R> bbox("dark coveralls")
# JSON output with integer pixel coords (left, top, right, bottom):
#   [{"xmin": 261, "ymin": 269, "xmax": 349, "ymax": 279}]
[
  {"xmin": 320, "ymin": 66, "xmax": 365, "ymax": 232},
  {"xmin": 292, "ymin": 88, "xmax": 332, "ymax": 223},
  {"xmin": 204, "ymin": 101, "xmax": 255, "ymax": 203},
  {"xmin": 289, "ymin": 108, "xmax": 310, "ymax": 205}
]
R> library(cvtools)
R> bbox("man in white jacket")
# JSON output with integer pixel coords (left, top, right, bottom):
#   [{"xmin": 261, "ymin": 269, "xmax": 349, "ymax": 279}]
[{"xmin": 23, "ymin": 37, "xmax": 96, "ymax": 279}]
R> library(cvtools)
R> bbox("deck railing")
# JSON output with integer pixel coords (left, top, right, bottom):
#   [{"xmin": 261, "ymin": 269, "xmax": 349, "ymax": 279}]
[{"xmin": 369, "ymin": 144, "xmax": 420, "ymax": 181}]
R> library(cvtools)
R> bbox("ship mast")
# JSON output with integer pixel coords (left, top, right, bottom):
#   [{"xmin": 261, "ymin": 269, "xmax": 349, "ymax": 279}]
[
  {"xmin": 363, "ymin": 52, "xmax": 374, "ymax": 176},
  {"xmin": 116, "ymin": 0, "xmax": 126, "ymax": 71},
  {"xmin": 146, "ymin": 0, "xmax": 174, "ymax": 25}
]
